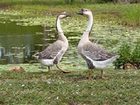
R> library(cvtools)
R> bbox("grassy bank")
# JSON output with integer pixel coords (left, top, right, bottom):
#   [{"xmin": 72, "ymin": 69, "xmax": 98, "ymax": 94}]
[
  {"xmin": 0, "ymin": 1, "xmax": 140, "ymax": 26},
  {"xmin": 0, "ymin": 64, "xmax": 140, "ymax": 105}
]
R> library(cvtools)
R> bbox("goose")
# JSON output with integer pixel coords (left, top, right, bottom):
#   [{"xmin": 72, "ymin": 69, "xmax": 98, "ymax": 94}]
[
  {"xmin": 34, "ymin": 12, "xmax": 69, "ymax": 73},
  {"xmin": 77, "ymin": 9, "xmax": 119, "ymax": 79}
]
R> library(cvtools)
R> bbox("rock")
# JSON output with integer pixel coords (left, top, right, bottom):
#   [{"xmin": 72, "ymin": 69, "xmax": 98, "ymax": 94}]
[
  {"xmin": 9, "ymin": 66, "xmax": 25, "ymax": 72},
  {"xmin": 123, "ymin": 63, "xmax": 137, "ymax": 70}
]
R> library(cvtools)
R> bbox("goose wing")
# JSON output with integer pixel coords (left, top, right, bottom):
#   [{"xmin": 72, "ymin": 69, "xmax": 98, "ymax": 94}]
[
  {"xmin": 81, "ymin": 42, "xmax": 115, "ymax": 61},
  {"xmin": 39, "ymin": 40, "xmax": 63, "ymax": 59}
]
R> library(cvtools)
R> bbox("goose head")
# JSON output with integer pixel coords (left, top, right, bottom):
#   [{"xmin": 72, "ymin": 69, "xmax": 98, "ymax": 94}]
[
  {"xmin": 58, "ymin": 12, "xmax": 70, "ymax": 19},
  {"xmin": 77, "ymin": 9, "xmax": 92, "ymax": 16}
]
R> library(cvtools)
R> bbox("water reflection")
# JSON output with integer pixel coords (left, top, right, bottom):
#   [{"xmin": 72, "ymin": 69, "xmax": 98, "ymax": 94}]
[{"xmin": 0, "ymin": 22, "xmax": 43, "ymax": 64}]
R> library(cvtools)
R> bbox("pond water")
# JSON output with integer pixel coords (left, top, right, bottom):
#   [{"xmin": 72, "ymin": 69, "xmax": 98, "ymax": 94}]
[{"xmin": 0, "ymin": 22, "xmax": 44, "ymax": 64}]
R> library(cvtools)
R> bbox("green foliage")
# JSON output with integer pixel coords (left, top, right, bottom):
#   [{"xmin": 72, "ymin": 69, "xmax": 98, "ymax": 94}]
[
  {"xmin": 92, "ymin": 0, "xmax": 113, "ymax": 3},
  {"xmin": 119, "ymin": 43, "xmax": 131, "ymax": 62},
  {"xmin": 132, "ymin": 43, "xmax": 140, "ymax": 62},
  {"xmin": 114, "ymin": 41, "xmax": 140, "ymax": 69},
  {"xmin": 120, "ymin": 4, "xmax": 140, "ymax": 26},
  {"xmin": 64, "ymin": 0, "xmax": 75, "ymax": 4},
  {"xmin": 0, "ymin": 0, "xmax": 140, "ymax": 26},
  {"xmin": 0, "ymin": 0, "xmax": 111, "ymax": 4},
  {"xmin": 114, "ymin": 43, "xmax": 131, "ymax": 69},
  {"xmin": 131, "ymin": 42, "xmax": 140, "ymax": 67}
]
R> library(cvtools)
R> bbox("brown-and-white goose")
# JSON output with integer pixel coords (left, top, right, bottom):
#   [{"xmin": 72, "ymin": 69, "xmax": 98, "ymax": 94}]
[
  {"xmin": 35, "ymin": 12, "xmax": 69, "ymax": 72},
  {"xmin": 77, "ymin": 9, "xmax": 119, "ymax": 79}
]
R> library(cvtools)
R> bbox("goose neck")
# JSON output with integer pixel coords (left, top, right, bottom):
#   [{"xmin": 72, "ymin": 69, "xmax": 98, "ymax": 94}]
[
  {"xmin": 56, "ymin": 17, "xmax": 68, "ymax": 44},
  {"xmin": 85, "ymin": 14, "xmax": 93, "ymax": 33},
  {"xmin": 58, "ymin": 32, "xmax": 67, "ymax": 42},
  {"xmin": 80, "ymin": 14, "xmax": 93, "ymax": 42},
  {"xmin": 56, "ymin": 17, "xmax": 63, "ymax": 33}
]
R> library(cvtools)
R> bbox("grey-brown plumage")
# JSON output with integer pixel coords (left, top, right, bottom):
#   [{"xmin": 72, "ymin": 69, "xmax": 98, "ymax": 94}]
[
  {"xmin": 77, "ymin": 9, "xmax": 119, "ymax": 79},
  {"xmin": 79, "ymin": 41, "xmax": 117, "ymax": 68},
  {"xmin": 82, "ymin": 42, "xmax": 114, "ymax": 61},
  {"xmin": 38, "ymin": 40, "xmax": 63, "ymax": 60},
  {"xmin": 38, "ymin": 40, "xmax": 67, "ymax": 65},
  {"xmin": 34, "ymin": 12, "xmax": 69, "ymax": 72}
]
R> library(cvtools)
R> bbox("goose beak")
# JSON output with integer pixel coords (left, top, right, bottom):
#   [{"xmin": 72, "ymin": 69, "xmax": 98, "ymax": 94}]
[
  {"xmin": 77, "ymin": 9, "xmax": 83, "ymax": 15},
  {"xmin": 66, "ymin": 13, "xmax": 71, "ymax": 17}
]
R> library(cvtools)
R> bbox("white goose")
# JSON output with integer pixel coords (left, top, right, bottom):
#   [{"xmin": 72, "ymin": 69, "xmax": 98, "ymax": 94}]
[
  {"xmin": 77, "ymin": 9, "xmax": 119, "ymax": 79},
  {"xmin": 34, "ymin": 12, "xmax": 69, "ymax": 72}
]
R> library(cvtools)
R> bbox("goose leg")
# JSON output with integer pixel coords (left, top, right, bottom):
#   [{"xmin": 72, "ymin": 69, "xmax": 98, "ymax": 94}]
[
  {"xmin": 56, "ymin": 65, "xmax": 70, "ymax": 73},
  {"xmin": 48, "ymin": 66, "xmax": 51, "ymax": 72},
  {"xmin": 87, "ymin": 69, "xmax": 93, "ymax": 80},
  {"xmin": 40, "ymin": 64, "xmax": 46, "ymax": 69},
  {"xmin": 101, "ymin": 69, "xmax": 104, "ymax": 79}
]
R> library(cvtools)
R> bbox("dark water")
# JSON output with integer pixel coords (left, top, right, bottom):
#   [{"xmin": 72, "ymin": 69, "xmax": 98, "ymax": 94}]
[{"xmin": 0, "ymin": 22, "xmax": 45, "ymax": 64}]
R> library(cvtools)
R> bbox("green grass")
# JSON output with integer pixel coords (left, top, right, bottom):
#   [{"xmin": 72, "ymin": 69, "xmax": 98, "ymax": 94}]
[
  {"xmin": 119, "ymin": 4, "xmax": 140, "ymax": 26},
  {"xmin": 0, "ymin": 0, "xmax": 139, "ymax": 26},
  {"xmin": 0, "ymin": 64, "xmax": 140, "ymax": 105},
  {"xmin": 0, "ymin": 0, "xmax": 111, "ymax": 5},
  {"xmin": 0, "ymin": 0, "xmax": 64, "ymax": 5}
]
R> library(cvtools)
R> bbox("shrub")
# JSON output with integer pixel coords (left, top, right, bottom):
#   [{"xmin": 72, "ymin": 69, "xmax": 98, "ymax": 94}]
[
  {"xmin": 114, "ymin": 41, "xmax": 140, "ymax": 69},
  {"xmin": 131, "ymin": 42, "xmax": 140, "ymax": 68}
]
